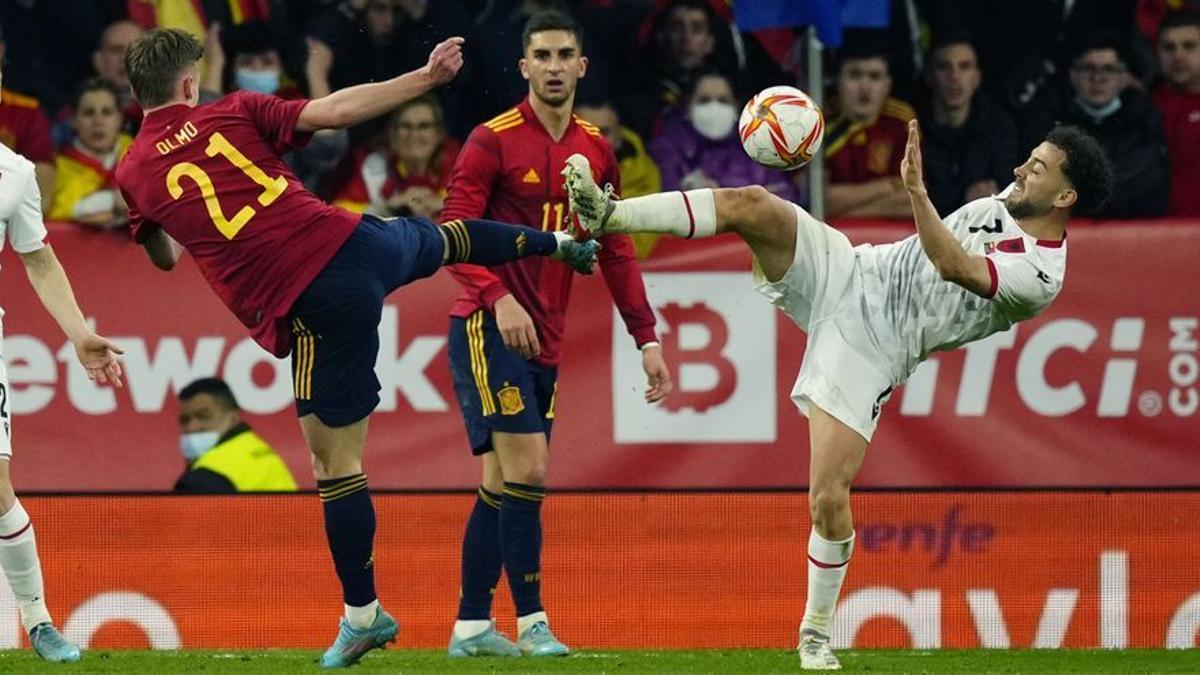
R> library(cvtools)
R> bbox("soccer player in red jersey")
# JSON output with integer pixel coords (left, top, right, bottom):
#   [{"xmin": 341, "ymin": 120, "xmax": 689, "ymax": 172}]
[
  {"xmin": 442, "ymin": 11, "xmax": 672, "ymax": 657},
  {"xmin": 116, "ymin": 28, "xmax": 599, "ymax": 668}
]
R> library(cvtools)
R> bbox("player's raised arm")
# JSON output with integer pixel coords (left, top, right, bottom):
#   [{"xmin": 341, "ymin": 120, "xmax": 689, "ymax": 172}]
[
  {"xmin": 900, "ymin": 119, "xmax": 992, "ymax": 297},
  {"xmin": 295, "ymin": 37, "xmax": 465, "ymax": 133},
  {"xmin": 19, "ymin": 246, "xmax": 124, "ymax": 386}
]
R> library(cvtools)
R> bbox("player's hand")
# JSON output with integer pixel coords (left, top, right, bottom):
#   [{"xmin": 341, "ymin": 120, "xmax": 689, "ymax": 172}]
[
  {"xmin": 424, "ymin": 37, "xmax": 465, "ymax": 86},
  {"xmin": 494, "ymin": 294, "xmax": 540, "ymax": 360},
  {"xmin": 74, "ymin": 334, "xmax": 125, "ymax": 388},
  {"xmin": 641, "ymin": 344, "xmax": 672, "ymax": 403},
  {"xmin": 900, "ymin": 119, "xmax": 926, "ymax": 196},
  {"xmin": 306, "ymin": 36, "xmax": 335, "ymax": 78}
]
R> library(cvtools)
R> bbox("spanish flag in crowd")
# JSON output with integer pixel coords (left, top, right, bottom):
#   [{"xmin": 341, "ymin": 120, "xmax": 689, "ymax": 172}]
[{"xmin": 125, "ymin": 0, "xmax": 271, "ymax": 33}]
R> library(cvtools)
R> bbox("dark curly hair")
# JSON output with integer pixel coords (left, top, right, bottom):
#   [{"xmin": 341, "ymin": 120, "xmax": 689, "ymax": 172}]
[{"xmin": 1045, "ymin": 125, "xmax": 1114, "ymax": 215}]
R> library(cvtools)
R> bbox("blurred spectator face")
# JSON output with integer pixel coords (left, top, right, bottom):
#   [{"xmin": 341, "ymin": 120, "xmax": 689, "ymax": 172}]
[
  {"xmin": 93, "ymin": 21, "xmax": 144, "ymax": 90},
  {"xmin": 687, "ymin": 74, "xmax": 737, "ymax": 140},
  {"xmin": 73, "ymin": 88, "xmax": 122, "ymax": 155},
  {"xmin": 1158, "ymin": 24, "xmax": 1200, "ymax": 92},
  {"xmin": 663, "ymin": 6, "xmax": 714, "ymax": 70},
  {"xmin": 520, "ymin": 30, "xmax": 587, "ymax": 108},
  {"xmin": 1006, "ymin": 143, "xmax": 1071, "ymax": 219},
  {"xmin": 234, "ymin": 51, "xmax": 282, "ymax": 94},
  {"xmin": 178, "ymin": 393, "xmax": 240, "ymax": 460},
  {"xmin": 365, "ymin": 0, "xmax": 397, "ymax": 43},
  {"xmin": 838, "ymin": 57, "xmax": 892, "ymax": 122},
  {"xmin": 929, "ymin": 43, "xmax": 981, "ymax": 111},
  {"xmin": 390, "ymin": 101, "xmax": 443, "ymax": 168},
  {"xmin": 1069, "ymin": 48, "xmax": 1126, "ymax": 107},
  {"xmin": 576, "ymin": 104, "xmax": 623, "ymax": 151}
]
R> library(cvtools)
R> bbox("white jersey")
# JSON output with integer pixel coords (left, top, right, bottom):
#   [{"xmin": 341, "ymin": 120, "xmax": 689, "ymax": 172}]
[{"xmin": 857, "ymin": 194, "xmax": 1066, "ymax": 381}]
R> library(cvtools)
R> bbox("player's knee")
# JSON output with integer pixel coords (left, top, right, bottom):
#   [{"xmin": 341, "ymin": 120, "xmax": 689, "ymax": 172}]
[
  {"xmin": 808, "ymin": 484, "xmax": 850, "ymax": 526},
  {"xmin": 509, "ymin": 458, "xmax": 548, "ymax": 487}
]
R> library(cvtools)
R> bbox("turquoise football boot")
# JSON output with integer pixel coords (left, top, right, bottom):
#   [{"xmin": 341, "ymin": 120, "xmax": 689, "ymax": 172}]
[
  {"xmin": 29, "ymin": 623, "xmax": 81, "ymax": 663},
  {"xmin": 447, "ymin": 620, "xmax": 521, "ymax": 657},
  {"xmin": 517, "ymin": 621, "xmax": 570, "ymax": 657},
  {"xmin": 320, "ymin": 609, "xmax": 398, "ymax": 669}
]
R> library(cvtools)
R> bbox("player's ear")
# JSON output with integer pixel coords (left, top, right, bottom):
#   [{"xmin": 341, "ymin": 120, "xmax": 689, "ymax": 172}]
[
  {"xmin": 518, "ymin": 57, "xmax": 530, "ymax": 82},
  {"xmin": 578, "ymin": 55, "xmax": 588, "ymax": 78},
  {"xmin": 1054, "ymin": 187, "xmax": 1077, "ymax": 210}
]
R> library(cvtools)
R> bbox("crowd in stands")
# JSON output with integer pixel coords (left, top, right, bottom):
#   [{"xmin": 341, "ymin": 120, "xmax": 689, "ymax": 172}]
[{"xmin": 1, "ymin": 0, "xmax": 1197, "ymax": 241}]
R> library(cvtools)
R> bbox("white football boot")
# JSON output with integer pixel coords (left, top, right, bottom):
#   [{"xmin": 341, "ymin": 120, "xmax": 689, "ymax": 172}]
[{"xmin": 798, "ymin": 628, "xmax": 841, "ymax": 670}]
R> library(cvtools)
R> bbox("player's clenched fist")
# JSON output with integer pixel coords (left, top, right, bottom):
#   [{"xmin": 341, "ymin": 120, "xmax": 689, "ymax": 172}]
[
  {"xmin": 424, "ymin": 37, "xmax": 465, "ymax": 85},
  {"xmin": 900, "ymin": 119, "xmax": 926, "ymax": 196}
]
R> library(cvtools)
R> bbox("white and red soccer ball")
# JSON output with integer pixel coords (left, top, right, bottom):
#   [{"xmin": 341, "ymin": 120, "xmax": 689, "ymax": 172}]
[{"xmin": 738, "ymin": 85, "xmax": 824, "ymax": 171}]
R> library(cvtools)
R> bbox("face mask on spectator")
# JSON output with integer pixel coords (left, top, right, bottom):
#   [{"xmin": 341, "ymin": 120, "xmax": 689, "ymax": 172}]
[
  {"xmin": 691, "ymin": 101, "xmax": 738, "ymax": 140},
  {"xmin": 236, "ymin": 69, "xmax": 280, "ymax": 94},
  {"xmin": 179, "ymin": 431, "xmax": 221, "ymax": 461}
]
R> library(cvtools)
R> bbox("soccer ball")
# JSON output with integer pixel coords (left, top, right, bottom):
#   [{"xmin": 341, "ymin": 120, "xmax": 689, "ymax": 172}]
[{"xmin": 738, "ymin": 85, "xmax": 824, "ymax": 171}]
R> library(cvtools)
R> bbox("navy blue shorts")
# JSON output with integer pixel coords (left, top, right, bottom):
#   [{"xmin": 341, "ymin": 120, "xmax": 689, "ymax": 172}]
[
  {"xmin": 448, "ymin": 310, "xmax": 558, "ymax": 455},
  {"xmin": 290, "ymin": 214, "xmax": 444, "ymax": 427}
]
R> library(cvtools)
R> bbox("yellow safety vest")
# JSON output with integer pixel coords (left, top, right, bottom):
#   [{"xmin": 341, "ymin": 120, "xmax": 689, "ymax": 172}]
[{"xmin": 192, "ymin": 430, "xmax": 298, "ymax": 492}]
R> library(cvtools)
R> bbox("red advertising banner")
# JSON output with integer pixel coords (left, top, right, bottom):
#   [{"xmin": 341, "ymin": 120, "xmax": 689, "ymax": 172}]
[
  {"xmin": 0, "ymin": 221, "xmax": 1196, "ymax": 490},
  {"xmin": 6, "ymin": 492, "xmax": 1198, "ymax": 650}
]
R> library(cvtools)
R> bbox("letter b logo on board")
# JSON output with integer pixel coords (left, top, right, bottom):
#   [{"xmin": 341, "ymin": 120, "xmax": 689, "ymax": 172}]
[{"xmin": 613, "ymin": 272, "xmax": 776, "ymax": 443}]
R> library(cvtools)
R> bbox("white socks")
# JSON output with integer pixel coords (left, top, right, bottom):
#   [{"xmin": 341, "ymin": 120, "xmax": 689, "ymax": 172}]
[
  {"xmin": 0, "ymin": 500, "xmax": 52, "ymax": 632},
  {"xmin": 610, "ymin": 189, "xmax": 717, "ymax": 239},
  {"xmin": 800, "ymin": 528, "xmax": 855, "ymax": 637},
  {"xmin": 517, "ymin": 610, "xmax": 548, "ymax": 637},
  {"xmin": 345, "ymin": 599, "xmax": 379, "ymax": 629},
  {"xmin": 453, "ymin": 619, "xmax": 492, "ymax": 640}
]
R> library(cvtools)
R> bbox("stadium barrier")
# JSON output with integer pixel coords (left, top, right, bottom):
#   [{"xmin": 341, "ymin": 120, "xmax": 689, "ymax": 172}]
[
  {"xmin": 2, "ymin": 490, "xmax": 1197, "ymax": 650},
  {"xmin": 1, "ymin": 220, "xmax": 1196, "ymax": 491}
]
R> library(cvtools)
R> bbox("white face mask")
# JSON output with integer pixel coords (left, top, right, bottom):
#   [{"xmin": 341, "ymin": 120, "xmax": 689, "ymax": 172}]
[
  {"xmin": 179, "ymin": 431, "xmax": 221, "ymax": 461},
  {"xmin": 690, "ymin": 101, "xmax": 738, "ymax": 140}
]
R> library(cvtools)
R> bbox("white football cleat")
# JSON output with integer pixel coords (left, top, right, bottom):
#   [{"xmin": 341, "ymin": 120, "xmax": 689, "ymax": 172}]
[
  {"xmin": 798, "ymin": 629, "xmax": 841, "ymax": 670},
  {"xmin": 561, "ymin": 153, "xmax": 616, "ymax": 236}
]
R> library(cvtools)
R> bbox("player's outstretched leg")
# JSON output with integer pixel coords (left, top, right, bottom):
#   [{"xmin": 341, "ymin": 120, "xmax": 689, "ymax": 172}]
[
  {"xmin": 797, "ymin": 406, "xmax": 867, "ymax": 671},
  {"xmin": 0, "ymin": 462, "xmax": 81, "ymax": 664},
  {"xmin": 438, "ymin": 219, "xmax": 600, "ymax": 274},
  {"xmin": 562, "ymin": 154, "xmax": 798, "ymax": 280},
  {"xmin": 301, "ymin": 418, "xmax": 398, "ymax": 669}
]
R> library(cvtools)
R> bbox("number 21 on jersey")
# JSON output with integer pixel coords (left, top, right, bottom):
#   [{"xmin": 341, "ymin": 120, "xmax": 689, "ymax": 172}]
[{"xmin": 166, "ymin": 132, "xmax": 288, "ymax": 239}]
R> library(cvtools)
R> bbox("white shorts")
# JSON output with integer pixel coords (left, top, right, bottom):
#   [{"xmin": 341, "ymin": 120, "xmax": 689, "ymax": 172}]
[
  {"xmin": 0, "ymin": 328, "xmax": 10, "ymax": 458},
  {"xmin": 755, "ymin": 205, "xmax": 895, "ymax": 442}
]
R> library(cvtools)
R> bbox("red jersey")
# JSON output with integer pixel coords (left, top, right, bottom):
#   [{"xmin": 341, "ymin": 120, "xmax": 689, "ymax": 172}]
[
  {"xmin": 0, "ymin": 88, "xmax": 54, "ymax": 164},
  {"xmin": 1153, "ymin": 85, "xmax": 1200, "ymax": 217},
  {"xmin": 824, "ymin": 98, "xmax": 914, "ymax": 184},
  {"xmin": 442, "ymin": 98, "xmax": 657, "ymax": 366},
  {"xmin": 117, "ymin": 91, "xmax": 360, "ymax": 357}
]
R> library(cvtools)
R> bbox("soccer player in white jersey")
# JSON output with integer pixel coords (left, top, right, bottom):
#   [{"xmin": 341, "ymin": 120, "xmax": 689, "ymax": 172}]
[
  {"xmin": 0, "ymin": 72, "xmax": 125, "ymax": 663},
  {"xmin": 563, "ymin": 120, "xmax": 1113, "ymax": 670}
]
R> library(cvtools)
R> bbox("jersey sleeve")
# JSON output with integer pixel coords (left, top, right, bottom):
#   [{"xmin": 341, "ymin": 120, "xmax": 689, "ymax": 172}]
[
  {"xmin": 6, "ymin": 167, "xmax": 48, "ymax": 253},
  {"xmin": 236, "ymin": 91, "xmax": 312, "ymax": 154},
  {"xmin": 442, "ymin": 127, "xmax": 510, "ymax": 306},
  {"xmin": 122, "ymin": 186, "xmax": 161, "ymax": 244},
  {"xmin": 985, "ymin": 254, "xmax": 1057, "ymax": 315},
  {"xmin": 595, "ymin": 143, "xmax": 656, "ymax": 346}
]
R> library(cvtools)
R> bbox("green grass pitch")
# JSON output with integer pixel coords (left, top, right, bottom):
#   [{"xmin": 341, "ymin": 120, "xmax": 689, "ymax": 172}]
[{"xmin": 0, "ymin": 649, "xmax": 1196, "ymax": 673}]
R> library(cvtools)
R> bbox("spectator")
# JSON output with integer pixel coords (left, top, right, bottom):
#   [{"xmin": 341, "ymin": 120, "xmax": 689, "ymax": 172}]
[
  {"xmin": 91, "ymin": 19, "xmax": 144, "ymax": 133},
  {"xmin": 333, "ymin": 95, "xmax": 460, "ymax": 220},
  {"xmin": 824, "ymin": 38, "xmax": 914, "ymax": 218},
  {"xmin": 575, "ymin": 101, "xmax": 661, "ymax": 199},
  {"xmin": 1059, "ymin": 30, "xmax": 1169, "ymax": 218},
  {"xmin": 0, "ymin": 27, "xmax": 55, "ymax": 213},
  {"xmin": 48, "ymin": 80, "xmax": 131, "ymax": 229},
  {"xmin": 576, "ymin": 99, "xmax": 663, "ymax": 257},
  {"xmin": 649, "ymin": 71, "xmax": 797, "ymax": 201},
  {"xmin": 917, "ymin": 36, "xmax": 1019, "ymax": 214},
  {"xmin": 1153, "ymin": 10, "xmax": 1200, "ymax": 216},
  {"xmin": 203, "ymin": 22, "xmax": 349, "ymax": 193},
  {"xmin": 619, "ymin": 0, "xmax": 738, "ymax": 139},
  {"xmin": 174, "ymin": 378, "xmax": 297, "ymax": 494}
]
